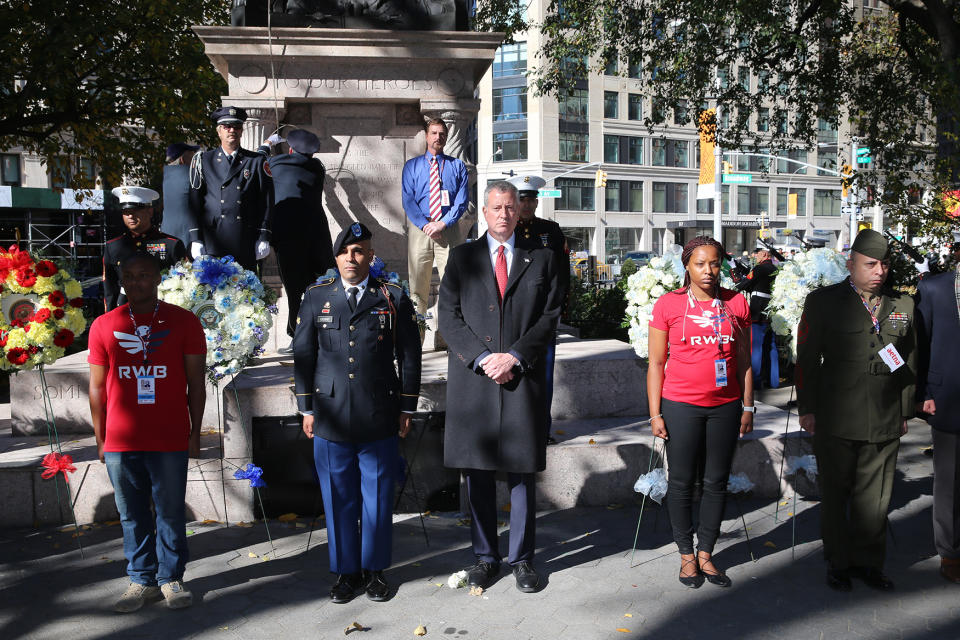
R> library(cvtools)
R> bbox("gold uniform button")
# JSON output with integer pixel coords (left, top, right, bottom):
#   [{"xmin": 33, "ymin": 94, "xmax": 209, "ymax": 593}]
[
  {"xmin": 349, "ymin": 357, "xmax": 355, "ymax": 363},
  {"xmin": 349, "ymin": 373, "xmax": 355, "ymax": 379},
  {"xmin": 349, "ymin": 325, "xmax": 356, "ymax": 331}
]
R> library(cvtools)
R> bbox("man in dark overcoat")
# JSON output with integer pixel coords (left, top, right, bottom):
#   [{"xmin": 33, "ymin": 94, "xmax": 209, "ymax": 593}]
[
  {"xmin": 161, "ymin": 143, "xmax": 200, "ymax": 249},
  {"xmin": 438, "ymin": 181, "xmax": 563, "ymax": 593},
  {"xmin": 266, "ymin": 128, "xmax": 335, "ymax": 348},
  {"xmin": 915, "ymin": 240, "xmax": 960, "ymax": 583},
  {"xmin": 797, "ymin": 229, "xmax": 916, "ymax": 592},
  {"xmin": 187, "ymin": 106, "xmax": 273, "ymax": 270}
]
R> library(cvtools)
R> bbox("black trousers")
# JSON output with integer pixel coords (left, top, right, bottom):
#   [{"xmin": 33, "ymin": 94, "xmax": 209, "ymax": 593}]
[
  {"xmin": 275, "ymin": 242, "xmax": 331, "ymax": 338},
  {"xmin": 464, "ymin": 469, "xmax": 536, "ymax": 566},
  {"xmin": 933, "ymin": 428, "xmax": 960, "ymax": 559},
  {"xmin": 662, "ymin": 398, "xmax": 742, "ymax": 554}
]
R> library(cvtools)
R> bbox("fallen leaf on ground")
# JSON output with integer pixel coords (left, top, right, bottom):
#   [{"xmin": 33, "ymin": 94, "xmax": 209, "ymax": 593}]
[
  {"xmin": 422, "ymin": 510, "xmax": 431, "ymax": 516},
  {"xmin": 787, "ymin": 512, "xmax": 793, "ymax": 517},
  {"xmin": 624, "ymin": 613, "xmax": 633, "ymax": 618},
  {"xmin": 414, "ymin": 625, "xmax": 427, "ymax": 636},
  {"xmin": 186, "ymin": 530, "xmax": 195, "ymax": 536},
  {"xmin": 588, "ymin": 438, "xmax": 597, "ymax": 445},
  {"xmin": 235, "ymin": 522, "xmax": 253, "ymax": 528},
  {"xmin": 201, "ymin": 519, "xmax": 220, "ymax": 525},
  {"xmin": 764, "ymin": 541, "xmax": 777, "ymax": 548},
  {"xmin": 554, "ymin": 430, "xmax": 565, "ymax": 435},
  {"xmin": 248, "ymin": 552, "xmax": 258, "ymax": 558},
  {"xmin": 344, "ymin": 621, "xmax": 365, "ymax": 635},
  {"xmin": 616, "ymin": 628, "xmax": 630, "ymax": 633},
  {"xmin": 277, "ymin": 513, "xmax": 298, "ymax": 522},
  {"xmin": 469, "ymin": 586, "xmax": 484, "ymax": 597},
  {"xmin": 262, "ymin": 556, "xmax": 270, "ymax": 561},
  {"xmin": 103, "ymin": 519, "xmax": 120, "ymax": 526},
  {"xmin": 434, "ymin": 583, "xmax": 443, "ymax": 587},
  {"xmin": 779, "ymin": 501, "xmax": 788, "ymax": 506}
]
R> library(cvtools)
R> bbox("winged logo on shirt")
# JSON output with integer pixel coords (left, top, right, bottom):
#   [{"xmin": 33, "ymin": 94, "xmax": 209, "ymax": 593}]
[
  {"xmin": 113, "ymin": 325, "xmax": 170, "ymax": 355},
  {"xmin": 690, "ymin": 309, "xmax": 723, "ymax": 329}
]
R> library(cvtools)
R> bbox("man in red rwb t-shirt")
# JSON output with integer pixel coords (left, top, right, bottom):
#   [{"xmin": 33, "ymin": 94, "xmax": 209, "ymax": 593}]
[{"xmin": 88, "ymin": 252, "xmax": 206, "ymax": 613}]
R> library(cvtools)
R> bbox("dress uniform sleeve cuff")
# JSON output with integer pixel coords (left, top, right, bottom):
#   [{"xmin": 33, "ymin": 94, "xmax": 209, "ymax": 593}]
[{"xmin": 400, "ymin": 396, "xmax": 419, "ymax": 413}]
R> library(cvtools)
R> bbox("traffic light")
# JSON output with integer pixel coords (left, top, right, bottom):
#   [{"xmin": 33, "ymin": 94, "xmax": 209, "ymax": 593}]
[
  {"xmin": 594, "ymin": 169, "xmax": 608, "ymax": 188},
  {"xmin": 722, "ymin": 161, "xmax": 733, "ymax": 174},
  {"xmin": 841, "ymin": 164, "xmax": 853, "ymax": 198},
  {"xmin": 858, "ymin": 221, "xmax": 872, "ymax": 233}
]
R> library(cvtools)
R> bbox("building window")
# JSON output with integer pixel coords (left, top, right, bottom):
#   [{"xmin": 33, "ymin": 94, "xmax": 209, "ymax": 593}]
[
  {"xmin": 606, "ymin": 180, "xmax": 621, "ymax": 211},
  {"xmin": 774, "ymin": 109, "xmax": 788, "ymax": 135},
  {"xmin": 628, "ymin": 94, "xmax": 643, "ymax": 121},
  {"xmin": 604, "ymin": 57, "xmax": 618, "ymax": 75},
  {"xmin": 652, "ymin": 139, "xmax": 688, "ymax": 167},
  {"xmin": 652, "ymin": 182, "xmax": 689, "ymax": 214},
  {"xmin": 717, "ymin": 67, "xmax": 730, "ymax": 90},
  {"xmin": 817, "ymin": 154, "xmax": 837, "ymax": 177},
  {"xmin": 559, "ymin": 88, "xmax": 589, "ymax": 123},
  {"xmin": 604, "ymin": 135, "xmax": 620, "ymax": 163},
  {"xmin": 628, "ymin": 137, "xmax": 643, "ymax": 165},
  {"xmin": 493, "ymin": 86, "xmax": 527, "ymax": 121},
  {"xmin": 559, "ymin": 132, "xmax": 588, "ymax": 162},
  {"xmin": 557, "ymin": 178, "xmax": 595, "ymax": 211},
  {"xmin": 561, "ymin": 226, "xmax": 591, "ymax": 253},
  {"xmin": 737, "ymin": 186, "xmax": 770, "ymax": 216},
  {"xmin": 604, "ymin": 91, "xmax": 618, "ymax": 119},
  {"xmin": 757, "ymin": 108, "xmax": 769, "ymax": 132},
  {"xmin": 777, "ymin": 149, "xmax": 807, "ymax": 175},
  {"xmin": 493, "ymin": 42, "xmax": 527, "ymax": 78},
  {"xmin": 817, "ymin": 116, "xmax": 838, "ymax": 144},
  {"xmin": 738, "ymin": 67, "xmax": 751, "ymax": 91},
  {"xmin": 813, "ymin": 189, "xmax": 841, "ymax": 216},
  {"xmin": 493, "ymin": 132, "xmax": 527, "ymax": 161},
  {"xmin": 628, "ymin": 56, "xmax": 642, "ymax": 78},
  {"xmin": 48, "ymin": 156, "xmax": 72, "ymax": 189},
  {"xmin": 696, "ymin": 186, "xmax": 731, "ymax": 214},
  {"xmin": 629, "ymin": 182, "xmax": 643, "ymax": 212},
  {"xmin": 1, "ymin": 154, "xmax": 21, "ymax": 187},
  {"xmin": 777, "ymin": 187, "xmax": 807, "ymax": 217},
  {"xmin": 673, "ymin": 100, "xmax": 689, "ymax": 125}
]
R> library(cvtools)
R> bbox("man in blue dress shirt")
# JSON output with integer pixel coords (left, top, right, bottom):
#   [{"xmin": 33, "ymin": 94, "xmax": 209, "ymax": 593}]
[{"xmin": 401, "ymin": 118, "xmax": 469, "ymax": 347}]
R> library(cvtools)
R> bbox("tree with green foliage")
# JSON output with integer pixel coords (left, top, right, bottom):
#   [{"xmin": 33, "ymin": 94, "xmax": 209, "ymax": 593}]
[
  {"xmin": 476, "ymin": 0, "xmax": 959, "ymax": 244},
  {"xmin": 0, "ymin": 0, "xmax": 227, "ymax": 189}
]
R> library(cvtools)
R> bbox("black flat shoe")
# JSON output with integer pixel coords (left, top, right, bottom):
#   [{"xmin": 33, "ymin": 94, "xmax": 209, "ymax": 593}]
[
  {"xmin": 698, "ymin": 557, "xmax": 732, "ymax": 588},
  {"xmin": 511, "ymin": 561, "xmax": 540, "ymax": 593},
  {"xmin": 826, "ymin": 567, "xmax": 852, "ymax": 592},
  {"xmin": 330, "ymin": 573, "xmax": 363, "ymax": 603},
  {"xmin": 852, "ymin": 566, "xmax": 894, "ymax": 591},
  {"xmin": 466, "ymin": 560, "xmax": 499, "ymax": 589},
  {"xmin": 678, "ymin": 558, "xmax": 704, "ymax": 589},
  {"xmin": 363, "ymin": 570, "xmax": 390, "ymax": 602}
]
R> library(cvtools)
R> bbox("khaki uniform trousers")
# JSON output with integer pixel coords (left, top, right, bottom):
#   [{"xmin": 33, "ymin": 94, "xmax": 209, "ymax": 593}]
[{"xmin": 407, "ymin": 221, "xmax": 462, "ymax": 344}]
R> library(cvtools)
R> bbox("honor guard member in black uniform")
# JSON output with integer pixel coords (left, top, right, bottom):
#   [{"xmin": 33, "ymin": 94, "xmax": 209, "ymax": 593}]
[
  {"xmin": 737, "ymin": 244, "xmax": 779, "ymax": 389},
  {"xmin": 508, "ymin": 174, "xmax": 569, "ymax": 441},
  {"xmin": 103, "ymin": 186, "xmax": 186, "ymax": 312},
  {"xmin": 265, "ymin": 129, "xmax": 335, "ymax": 351},
  {"xmin": 293, "ymin": 222, "xmax": 421, "ymax": 604},
  {"xmin": 187, "ymin": 106, "xmax": 273, "ymax": 270},
  {"xmin": 161, "ymin": 143, "xmax": 200, "ymax": 249}
]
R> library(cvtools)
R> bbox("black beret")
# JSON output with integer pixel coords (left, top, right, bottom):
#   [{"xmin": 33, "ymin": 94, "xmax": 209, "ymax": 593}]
[
  {"xmin": 165, "ymin": 142, "xmax": 200, "ymax": 163},
  {"xmin": 211, "ymin": 106, "xmax": 247, "ymax": 125},
  {"xmin": 334, "ymin": 222, "xmax": 372, "ymax": 254},
  {"xmin": 286, "ymin": 129, "xmax": 320, "ymax": 155}
]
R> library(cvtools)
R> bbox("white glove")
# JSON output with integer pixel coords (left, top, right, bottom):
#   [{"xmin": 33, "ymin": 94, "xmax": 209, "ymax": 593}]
[
  {"xmin": 916, "ymin": 258, "xmax": 930, "ymax": 274},
  {"xmin": 255, "ymin": 240, "xmax": 271, "ymax": 260},
  {"xmin": 266, "ymin": 133, "xmax": 285, "ymax": 146},
  {"xmin": 190, "ymin": 242, "xmax": 204, "ymax": 260}
]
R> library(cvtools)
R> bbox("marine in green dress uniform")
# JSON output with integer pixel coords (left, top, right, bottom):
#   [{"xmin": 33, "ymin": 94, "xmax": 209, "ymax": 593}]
[{"xmin": 796, "ymin": 229, "xmax": 916, "ymax": 592}]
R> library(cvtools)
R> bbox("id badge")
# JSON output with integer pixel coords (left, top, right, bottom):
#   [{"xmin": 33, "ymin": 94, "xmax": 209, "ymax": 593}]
[
  {"xmin": 440, "ymin": 190, "xmax": 451, "ymax": 207},
  {"xmin": 137, "ymin": 375, "xmax": 156, "ymax": 405},
  {"xmin": 714, "ymin": 359, "xmax": 728, "ymax": 387},
  {"xmin": 878, "ymin": 343, "xmax": 905, "ymax": 372}
]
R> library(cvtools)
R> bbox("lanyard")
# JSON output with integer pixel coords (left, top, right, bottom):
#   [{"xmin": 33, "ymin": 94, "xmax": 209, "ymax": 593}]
[
  {"xmin": 849, "ymin": 281, "xmax": 881, "ymax": 334},
  {"xmin": 686, "ymin": 290, "xmax": 727, "ymax": 355},
  {"xmin": 128, "ymin": 301, "xmax": 160, "ymax": 364}
]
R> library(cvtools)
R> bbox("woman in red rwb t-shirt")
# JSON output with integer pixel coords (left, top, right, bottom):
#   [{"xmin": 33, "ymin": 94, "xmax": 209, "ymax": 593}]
[{"xmin": 647, "ymin": 237, "xmax": 754, "ymax": 590}]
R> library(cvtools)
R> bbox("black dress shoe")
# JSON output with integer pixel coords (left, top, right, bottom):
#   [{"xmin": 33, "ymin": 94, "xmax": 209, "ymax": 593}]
[
  {"xmin": 363, "ymin": 570, "xmax": 390, "ymax": 602},
  {"xmin": 826, "ymin": 567, "xmax": 852, "ymax": 592},
  {"xmin": 511, "ymin": 561, "xmax": 540, "ymax": 593},
  {"xmin": 852, "ymin": 566, "xmax": 894, "ymax": 591},
  {"xmin": 678, "ymin": 558, "xmax": 704, "ymax": 589},
  {"xmin": 278, "ymin": 345, "xmax": 294, "ymax": 356},
  {"xmin": 330, "ymin": 573, "xmax": 363, "ymax": 603},
  {"xmin": 466, "ymin": 560, "xmax": 499, "ymax": 589}
]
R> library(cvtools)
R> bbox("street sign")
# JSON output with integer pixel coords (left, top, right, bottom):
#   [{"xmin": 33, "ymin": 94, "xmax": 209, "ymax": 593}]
[
  {"xmin": 856, "ymin": 147, "xmax": 871, "ymax": 164},
  {"xmin": 722, "ymin": 174, "xmax": 752, "ymax": 184},
  {"xmin": 538, "ymin": 188, "xmax": 562, "ymax": 198}
]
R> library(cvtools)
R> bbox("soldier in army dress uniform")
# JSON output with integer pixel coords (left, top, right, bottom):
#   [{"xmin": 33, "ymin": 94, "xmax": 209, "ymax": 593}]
[
  {"xmin": 293, "ymin": 222, "xmax": 421, "ymax": 604},
  {"xmin": 797, "ymin": 229, "xmax": 917, "ymax": 592},
  {"xmin": 187, "ymin": 106, "xmax": 273, "ymax": 270},
  {"xmin": 103, "ymin": 186, "xmax": 186, "ymax": 311}
]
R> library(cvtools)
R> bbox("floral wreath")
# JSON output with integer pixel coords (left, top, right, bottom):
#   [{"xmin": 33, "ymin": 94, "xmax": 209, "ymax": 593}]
[
  {"xmin": 158, "ymin": 255, "xmax": 277, "ymax": 381},
  {"xmin": 0, "ymin": 246, "xmax": 86, "ymax": 370}
]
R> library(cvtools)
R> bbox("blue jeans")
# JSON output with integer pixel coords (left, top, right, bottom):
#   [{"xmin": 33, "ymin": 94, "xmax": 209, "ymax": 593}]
[{"xmin": 105, "ymin": 451, "xmax": 189, "ymax": 586}]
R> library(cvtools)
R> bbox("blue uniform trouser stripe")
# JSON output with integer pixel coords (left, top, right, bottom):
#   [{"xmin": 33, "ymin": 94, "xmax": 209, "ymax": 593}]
[{"xmin": 314, "ymin": 435, "xmax": 398, "ymax": 574}]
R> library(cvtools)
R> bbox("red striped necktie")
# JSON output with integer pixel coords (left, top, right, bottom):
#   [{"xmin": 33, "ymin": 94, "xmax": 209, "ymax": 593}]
[{"xmin": 428, "ymin": 157, "xmax": 442, "ymax": 222}]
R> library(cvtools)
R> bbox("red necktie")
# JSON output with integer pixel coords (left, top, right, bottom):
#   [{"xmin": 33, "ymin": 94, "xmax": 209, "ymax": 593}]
[
  {"xmin": 428, "ymin": 157, "xmax": 442, "ymax": 222},
  {"xmin": 496, "ymin": 245, "xmax": 508, "ymax": 302}
]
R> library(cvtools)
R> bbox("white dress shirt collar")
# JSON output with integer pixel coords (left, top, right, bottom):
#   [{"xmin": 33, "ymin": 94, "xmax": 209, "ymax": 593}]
[
  {"xmin": 486, "ymin": 232, "xmax": 516, "ymax": 276},
  {"xmin": 341, "ymin": 275, "xmax": 370, "ymax": 303}
]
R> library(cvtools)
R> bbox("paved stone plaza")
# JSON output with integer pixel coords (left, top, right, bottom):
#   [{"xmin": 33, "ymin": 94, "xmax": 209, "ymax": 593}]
[{"xmin": 1, "ymin": 392, "xmax": 959, "ymax": 639}]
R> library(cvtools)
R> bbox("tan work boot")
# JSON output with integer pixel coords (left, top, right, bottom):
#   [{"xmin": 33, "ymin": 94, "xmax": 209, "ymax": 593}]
[
  {"xmin": 114, "ymin": 582, "xmax": 160, "ymax": 613},
  {"xmin": 160, "ymin": 580, "xmax": 194, "ymax": 609}
]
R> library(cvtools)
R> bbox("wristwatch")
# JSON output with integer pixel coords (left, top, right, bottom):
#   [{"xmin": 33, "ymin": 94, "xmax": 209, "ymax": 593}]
[{"xmin": 742, "ymin": 405, "xmax": 756, "ymax": 413}]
